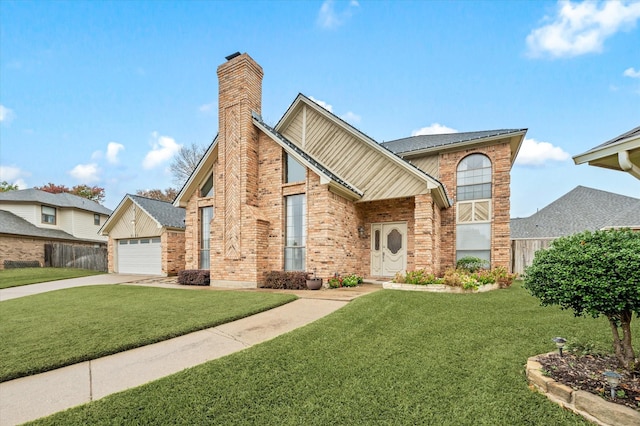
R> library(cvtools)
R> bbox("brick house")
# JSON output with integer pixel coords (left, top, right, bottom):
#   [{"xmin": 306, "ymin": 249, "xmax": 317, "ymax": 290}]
[
  {"xmin": 100, "ymin": 194, "xmax": 185, "ymax": 276},
  {"xmin": 173, "ymin": 52, "xmax": 526, "ymax": 287},
  {"xmin": 0, "ymin": 188, "xmax": 111, "ymax": 269}
]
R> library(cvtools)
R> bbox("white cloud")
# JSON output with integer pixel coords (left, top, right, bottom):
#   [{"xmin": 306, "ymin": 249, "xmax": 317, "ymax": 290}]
[
  {"xmin": 0, "ymin": 165, "xmax": 31, "ymax": 188},
  {"xmin": 69, "ymin": 163, "xmax": 101, "ymax": 182},
  {"xmin": 515, "ymin": 138, "xmax": 571, "ymax": 166},
  {"xmin": 106, "ymin": 142, "xmax": 125, "ymax": 164},
  {"xmin": 143, "ymin": 132, "xmax": 181, "ymax": 170},
  {"xmin": 309, "ymin": 96, "xmax": 333, "ymax": 112},
  {"xmin": 623, "ymin": 67, "xmax": 640, "ymax": 78},
  {"xmin": 317, "ymin": 0, "xmax": 360, "ymax": 29},
  {"xmin": 341, "ymin": 111, "xmax": 361, "ymax": 124},
  {"xmin": 411, "ymin": 123, "xmax": 458, "ymax": 136},
  {"xmin": 526, "ymin": 0, "xmax": 640, "ymax": 58},
  {"xmin": 0, "ymin": 105, "xmax": 16, "ymax": 124}
]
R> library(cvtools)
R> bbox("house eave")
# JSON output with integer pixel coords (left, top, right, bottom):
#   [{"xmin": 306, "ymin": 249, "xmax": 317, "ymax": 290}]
[{"xmin": 174, "ymin": 137, "xmax": 219, "ymax": 208}]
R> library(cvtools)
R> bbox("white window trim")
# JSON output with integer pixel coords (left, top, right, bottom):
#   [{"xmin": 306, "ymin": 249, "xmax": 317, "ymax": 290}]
[{"xmin": 456, "ymin": 199, "xmax": 492, "ymax": 224}]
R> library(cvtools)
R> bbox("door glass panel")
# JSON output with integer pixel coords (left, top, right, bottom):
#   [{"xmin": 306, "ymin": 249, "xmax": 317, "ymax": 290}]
[
  {"xmin": 374, "ymin": 230, "xmax": 380, "ymax": 251},
  {"xmin": 387, "ymin": 229, "xmax": 402, "ymax": 254}
]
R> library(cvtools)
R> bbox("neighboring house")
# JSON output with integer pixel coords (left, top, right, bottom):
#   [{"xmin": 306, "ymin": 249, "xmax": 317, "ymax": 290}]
[
  {"xmin": 511, "ymin": 186, "xmax": 640, "ymax": 274},
  {"xmin": 100, "ymin": 194, "xmax": 185, "ymax": 275},
  {"xmin": 173, "ymin": 52, "xmax": 526, "ymax": 287},
  {"xmin": 573, "ymin": 126, "xmax": 640, "ymax": 179},
  {"xmin": 0, "ymin": 188, "xmax": 111, "ymax": 269}
]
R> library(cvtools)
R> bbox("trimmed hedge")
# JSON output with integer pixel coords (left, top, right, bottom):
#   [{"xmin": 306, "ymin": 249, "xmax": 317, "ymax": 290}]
[
  {"xmin": 262, "ymin": 271, "xmax": 308, "ymax": 290},
  {"xmin": 4, "ymin": 260, "xmax": 41, "ymax": 269},
  {"xmin": 177, "ymin": 270, "xmax": 210, "ymax": 286}
]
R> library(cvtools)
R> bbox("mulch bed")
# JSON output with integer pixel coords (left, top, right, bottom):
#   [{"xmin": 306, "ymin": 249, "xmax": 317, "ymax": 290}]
[{"xmin": 538, "ymin": 353, "xmax": 640, "ymax": 411}]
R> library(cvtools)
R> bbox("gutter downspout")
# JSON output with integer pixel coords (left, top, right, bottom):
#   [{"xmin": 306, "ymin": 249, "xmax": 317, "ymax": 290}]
[{"xmin": 618, "ymin": 150, "xmax": 640, "ymax": 179}]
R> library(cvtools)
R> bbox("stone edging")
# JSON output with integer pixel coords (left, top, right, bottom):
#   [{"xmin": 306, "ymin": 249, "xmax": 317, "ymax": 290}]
[
  {"xmin": 382, "ymin": 282, "xmax": 499, "ymax": 293},
  {"xmin": 526, "ymin": 354, "xmax": 640, "ymax": 426}
]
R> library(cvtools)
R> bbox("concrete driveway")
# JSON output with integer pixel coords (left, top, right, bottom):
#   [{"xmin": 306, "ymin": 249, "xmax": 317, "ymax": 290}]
[{"xmin": 0, "ymin": 274, "xmax": 156, "ymax": 301}]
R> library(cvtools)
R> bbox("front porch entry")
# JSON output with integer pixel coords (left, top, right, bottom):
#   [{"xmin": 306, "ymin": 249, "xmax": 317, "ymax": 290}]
[{"xmin": 370, "ymin": 222, "xmax": 407, "ymax": 277}]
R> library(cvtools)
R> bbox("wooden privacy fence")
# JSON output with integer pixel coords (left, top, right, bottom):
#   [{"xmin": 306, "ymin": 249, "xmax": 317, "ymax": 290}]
[
  {"xmin": 45, "ymin": 243, "xmax": 108, "ymax": 272},
  {"xmin": 511, "ymin": 238, "xmax": 554, "ymax": 275}
]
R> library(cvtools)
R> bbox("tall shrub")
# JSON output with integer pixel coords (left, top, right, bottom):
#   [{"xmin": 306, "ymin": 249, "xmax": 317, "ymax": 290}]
[{"xmin": 523, "ymin": 228, "xmax": 640, "ymax": 370}]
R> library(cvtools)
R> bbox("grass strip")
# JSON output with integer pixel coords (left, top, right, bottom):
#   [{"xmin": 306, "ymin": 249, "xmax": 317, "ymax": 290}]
[
  {"xmin": 31, "ymin": 282, "xmax": 634, "ymax": 425},
  {"xmin": 0, "ymin": 267, "xmax": 104, "ymax": 289},
  {"xmin": 0, "ymin": 285, "xmax": 296, "ymax": 382}
]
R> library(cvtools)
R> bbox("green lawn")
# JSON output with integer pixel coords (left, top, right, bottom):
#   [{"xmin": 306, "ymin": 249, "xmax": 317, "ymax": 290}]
[
  {"xmin": 0, "ymin": 285, "xmax": 296, "ymax": 382},
  {"xmin": 0, "ymin": 267, "xmax": 104, "ymax": 289},
  {"xmin": 30, "ymin": 282, "xmax": 634, "ymax": 425}
]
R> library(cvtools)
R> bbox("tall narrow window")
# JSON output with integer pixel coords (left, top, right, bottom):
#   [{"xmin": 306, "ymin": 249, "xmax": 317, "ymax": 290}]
[
  {"xmin": 201, "ymin": 174, "xmax": 214, "ymax": 198},
  {"xmin": 199, "ymin": 206, "xmax": 213, "ymax": 269},
  {"xmin": 456, "ymin": 154, "xmax": 492, "ymax": 263},
  {"xmin": 94, "ymin": 214, "xmax": 101, "ymax": 226},
  {"xmin": 284, "ymin": 194, "xmax": 306, "ymax": 271},
  {"xmin": 285, "ymin": 153, "xmax": 306, "ymax": 183},
  {"xmin": 42, "ymin": 206, "xmax": 56, "ymax": 224}
]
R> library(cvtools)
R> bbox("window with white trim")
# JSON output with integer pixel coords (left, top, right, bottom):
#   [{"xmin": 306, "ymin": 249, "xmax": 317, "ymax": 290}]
[
  {"xmin": 42, "ymin": 206, "xmax": 56, "ymax": 224},
  {"xmin": 456, "ymin": 154, "xmax": 492, "ymax": 263}
]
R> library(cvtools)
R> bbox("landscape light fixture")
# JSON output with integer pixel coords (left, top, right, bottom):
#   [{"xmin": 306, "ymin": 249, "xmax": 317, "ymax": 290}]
[
  {"xmin": 603, "ymin": 371, "xmax": 622, "ymax": 399},
  {"xmin": 552, "ymin": 337, "xmax": 567, "ymax": 357},
  {"xmin": 358, "ymin": 226, "xmax": 366, "ymax": 239}
]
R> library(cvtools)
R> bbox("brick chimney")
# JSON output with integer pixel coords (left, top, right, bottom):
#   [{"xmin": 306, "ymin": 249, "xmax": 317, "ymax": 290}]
[{"xmin": 215, "ymin": 53, "xmax": 263, "ymax": 261}]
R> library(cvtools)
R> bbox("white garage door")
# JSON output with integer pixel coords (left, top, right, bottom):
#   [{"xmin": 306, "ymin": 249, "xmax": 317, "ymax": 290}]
[{"xmin": 117, "ymin": 238, "xmax": 162, "ymax": 275}]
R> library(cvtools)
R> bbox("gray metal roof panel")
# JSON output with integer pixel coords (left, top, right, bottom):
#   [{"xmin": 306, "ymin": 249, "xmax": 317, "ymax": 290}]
[
  {"xmin": 0, "ymin": 210, "xmax": 80, "ymax": 241},
  {"xmin": 128, "ymin": 195, "xmax": 186, "ymax": 229},
  {"xmin": 382, "ymin": 129, "xmax": 527, "ymax": 155},
  {"xmin": 510, "ymin": 186, "xmax": 640, "ymax": 239},
  {"xmin": 0, "ymin": 189, "xmax": 112, "ymax": 215}
]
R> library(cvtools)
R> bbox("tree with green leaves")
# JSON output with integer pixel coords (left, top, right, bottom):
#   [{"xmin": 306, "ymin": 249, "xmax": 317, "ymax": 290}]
[
  {"xmin": 0, "ymin": 181, "xmax": 19, "ymax": 192},
  {"xmin": 524, "ymin": 228, "xmax": 640, "ymax": 370}
]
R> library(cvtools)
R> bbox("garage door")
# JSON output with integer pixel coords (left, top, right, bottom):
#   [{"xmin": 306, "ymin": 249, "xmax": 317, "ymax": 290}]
[{"xmin": 117, "ymin": 238, "xmax": 162, "ymax": 275}]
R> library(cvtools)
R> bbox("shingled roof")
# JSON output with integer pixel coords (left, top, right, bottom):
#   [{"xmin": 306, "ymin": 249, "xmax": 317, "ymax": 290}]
[
  {"xmin": 511, "ymin": 186, "xmax": 640, "ymax": 239},
  {"xmin": 381, "ymin": 129, "xmax": 527, "ymax": 155},
  {"xmin": 127, "ymin": 195, "xmax": 185, "ymax": 229},
  {"xmin": 0, "ymin": 189, "xmax": 112, "ymax": 215},
  {"xmin": 0, "ymin": 210, "xmax": 79, "ymax": 241}
]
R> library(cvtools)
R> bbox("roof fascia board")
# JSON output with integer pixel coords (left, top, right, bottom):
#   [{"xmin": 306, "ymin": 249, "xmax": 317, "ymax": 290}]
[
  {"xmin": 253, "ymin": 118, "xmax": 363, "ymax": 201},
  {"xmin": 174, "ymin": 137, "xmax": 218, "ymax": 208},
  {"xmin": 573, "ymin": 137, "xmax": 640, "ymax": 165}
]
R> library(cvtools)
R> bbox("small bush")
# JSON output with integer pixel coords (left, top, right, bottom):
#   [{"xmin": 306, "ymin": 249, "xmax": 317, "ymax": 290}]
[
  {"xmin": 328, "ymin": 273, "xmax": 363, "ymax": 288},
  {"xmin": 393, "ymin": 269, "xmax": 443, "ymax": 285},
  {"xmin": 4, "ymin": 260, "xmax": 41, "ymax": 269},
  {"xmin": 262, "ymin": 271, "xmax": 308, "ymax": 290},
  {"xmin": 456, "ymin": 256, "xmax": 488, "ymax": 273},
  {"xmin": 177, "ymin": 270, "xmax": 210, "ymax": 286}
]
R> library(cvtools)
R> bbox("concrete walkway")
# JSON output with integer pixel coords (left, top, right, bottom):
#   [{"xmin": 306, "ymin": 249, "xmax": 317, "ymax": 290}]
[
  {"xmin": 0, "ymin": 279, "xmax": 379, "ymax": 425},
  {"xmin": 0, "ymin": 274, "xmax": 154, "ymax": 301}
]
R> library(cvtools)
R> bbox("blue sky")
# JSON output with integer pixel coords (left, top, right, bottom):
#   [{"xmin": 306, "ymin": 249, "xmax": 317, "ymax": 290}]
[{"xmin": 1, "ymin": 0, "xmax": 638, "ymax": 216}]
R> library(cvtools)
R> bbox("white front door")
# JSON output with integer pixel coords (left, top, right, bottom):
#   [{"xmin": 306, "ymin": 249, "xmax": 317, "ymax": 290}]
[{"xmin": 370, "ymin": 222, "xmax": 407, "ymax": 277}]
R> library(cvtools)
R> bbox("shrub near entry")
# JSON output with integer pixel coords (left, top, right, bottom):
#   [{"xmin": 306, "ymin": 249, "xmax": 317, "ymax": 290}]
[{"xmin": 524, "ymin": 228, "xmax": 640, "ymax": 370}]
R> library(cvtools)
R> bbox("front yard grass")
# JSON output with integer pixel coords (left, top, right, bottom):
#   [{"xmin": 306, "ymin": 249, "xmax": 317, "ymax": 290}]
[
  {"xmin": 31, "ymin": 282, "xmax": 634, "ymax": 425},
  {"xmin": 0, "ymin": 267, "xmax": 104, "ymax": 289},
  {"xmin": 0, "ymin": 285, "xmax": 296, "ymax": 382}
]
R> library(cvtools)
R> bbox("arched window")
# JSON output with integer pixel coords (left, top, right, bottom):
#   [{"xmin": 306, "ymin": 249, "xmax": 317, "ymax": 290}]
[
  {"xmin": 457, "ymin": 154, "xmax": 491, "ymax": 201},
  {"xmin": 456, "ymin": 154, "xmax": 492, "ymax": 264}
]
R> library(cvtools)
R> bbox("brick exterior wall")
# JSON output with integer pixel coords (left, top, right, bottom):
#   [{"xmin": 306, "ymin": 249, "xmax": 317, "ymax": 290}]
[
  {"xmin": 0, "ymin": 235, "xmax": 100, "ymax": 270},
  {"xmin": 162, "ymin": 231, "xmax": 185, "ymax": 276},
  {"xmin": 438, "ymin": 142, "xmax": 512, "ymax": 271}
]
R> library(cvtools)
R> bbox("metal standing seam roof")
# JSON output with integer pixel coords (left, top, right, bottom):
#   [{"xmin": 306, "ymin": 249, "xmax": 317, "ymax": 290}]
[
  {"xmin": 127, "ymin": 195, "xmax": 186, "ymax": 229},
  {"xmin": 0, "ymin": 209, "xmax": 84, "ymax": 241},
  {"xmin": 510, "ymin": 186, "xmax": 640, "ymax": 239},
  {"xmin": 381, "ymin": 129, "xmax": 527, "ymax": 155},
  {"xmin": 252, "ymin": 111, "xmax": 364, "ymax": 197},
  {"xmin": 0, "ymin": 188, "xmax": 112, "ymax": 215}
]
